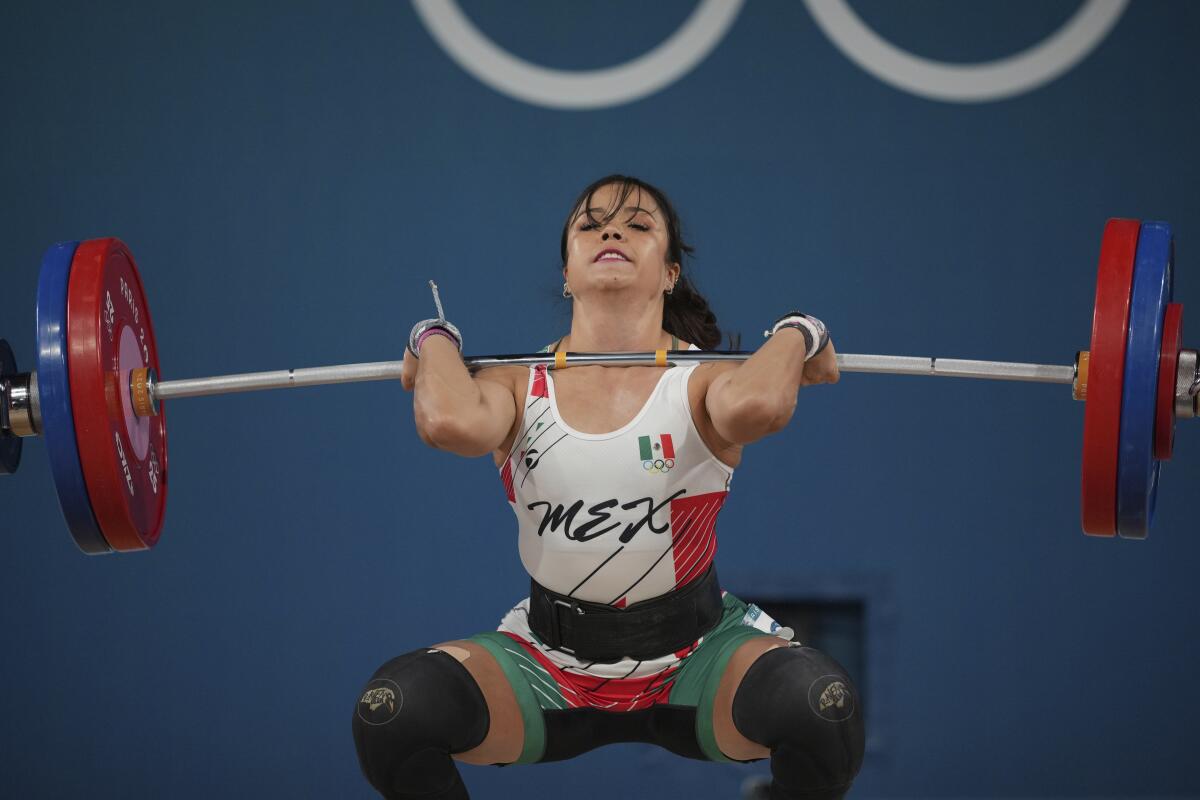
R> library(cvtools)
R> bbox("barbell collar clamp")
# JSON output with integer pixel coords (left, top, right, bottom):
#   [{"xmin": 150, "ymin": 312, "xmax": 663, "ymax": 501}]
[
  {"xmin": 1177, "ymin": 350, "xmax": 1199, "ymax": 420},
  {"xmin": 1073, "ymin": 351, "xmax": 1090, "ymax": 402},
  {"xmin": 2, "ymin": 372, "xmax": 40, "ymax": 438},
  {"xmin": 130, "ymin": 367, "xmax": 159, "ymax": 418},
  {"xmin": 0, "ymin": 374, "xmax": 10, "ymax": 436}
]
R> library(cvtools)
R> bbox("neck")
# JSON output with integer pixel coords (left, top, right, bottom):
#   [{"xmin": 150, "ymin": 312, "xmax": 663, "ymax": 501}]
[{"xmin": 564, "ymin": 294, "xmax": 670, "ymax": 352}]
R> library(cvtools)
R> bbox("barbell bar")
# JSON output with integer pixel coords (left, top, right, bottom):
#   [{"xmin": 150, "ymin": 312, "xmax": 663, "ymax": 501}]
[{"xmin": 129, "ymin": 352, "xmax": 1077, "ymax": 408}]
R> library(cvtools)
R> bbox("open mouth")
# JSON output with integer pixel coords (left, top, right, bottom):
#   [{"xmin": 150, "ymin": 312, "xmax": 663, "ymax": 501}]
[{"xmin": 594, "ymin": 248, "xmax": 630, "ymax": 263}]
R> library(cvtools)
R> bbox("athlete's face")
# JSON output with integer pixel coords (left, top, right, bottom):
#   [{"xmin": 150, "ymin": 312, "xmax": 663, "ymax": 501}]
[{"xmin": 562, "ymin": 183, "xmax": 679, "ymax": 300}]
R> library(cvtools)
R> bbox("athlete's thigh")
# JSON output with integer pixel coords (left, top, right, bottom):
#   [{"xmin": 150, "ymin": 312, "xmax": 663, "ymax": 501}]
[
  {"xmin": 711, "ymin": 636, "xmax": 794, "ymax": 760},
  {"xmin": 430, "ymin": 640, "xmax": 524, "ymax": 765}
]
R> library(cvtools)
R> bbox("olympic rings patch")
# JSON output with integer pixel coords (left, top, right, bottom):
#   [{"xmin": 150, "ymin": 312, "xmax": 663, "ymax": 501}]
[{"xmin": 642, "ymin": 458, "xmax": 676, "ymax": 474}]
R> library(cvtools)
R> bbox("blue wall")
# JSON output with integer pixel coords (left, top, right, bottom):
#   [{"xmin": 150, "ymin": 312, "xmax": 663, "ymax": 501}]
[{"xmin": 2, "ymin": 2, "xmax": 1197, "ymax": 797}]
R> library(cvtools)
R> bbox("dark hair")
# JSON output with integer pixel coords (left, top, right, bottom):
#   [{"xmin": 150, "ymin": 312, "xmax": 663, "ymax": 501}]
[{"xmin": 559, "ymin": 174, "xmax": 729, "ymax": 351}]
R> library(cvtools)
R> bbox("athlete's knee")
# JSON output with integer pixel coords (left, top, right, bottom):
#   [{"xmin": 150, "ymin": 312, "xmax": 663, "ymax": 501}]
[
  {"xmin": 731, "ymin": 645, "xmax": 865, "ymax": 798},
  {"xmin": 352, "ymin": 647, "xmax": 490, "ymax": 799}
]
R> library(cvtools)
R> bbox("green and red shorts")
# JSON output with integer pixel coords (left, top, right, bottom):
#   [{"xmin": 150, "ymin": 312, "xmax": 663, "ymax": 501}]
[{"xmin": 468, "ymin": 591, "xmax": 791, "ymax": 764}]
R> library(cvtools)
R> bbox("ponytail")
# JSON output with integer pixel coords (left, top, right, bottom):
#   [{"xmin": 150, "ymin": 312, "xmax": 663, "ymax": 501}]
[{"xmin": 663, "ymin": 273, "xmax": 723, "ymax": 350}]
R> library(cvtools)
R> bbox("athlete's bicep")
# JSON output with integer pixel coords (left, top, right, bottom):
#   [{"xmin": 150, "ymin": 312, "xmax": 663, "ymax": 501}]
[{"xmin": 689, "ymin": 363, "xmax": 744, "ymax": 468}]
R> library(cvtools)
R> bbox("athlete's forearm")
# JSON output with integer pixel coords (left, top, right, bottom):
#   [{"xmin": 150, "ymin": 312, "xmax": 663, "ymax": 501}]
[{"xmin": 412, "ymin": 336, "xmax": 489, "ymax": 447}]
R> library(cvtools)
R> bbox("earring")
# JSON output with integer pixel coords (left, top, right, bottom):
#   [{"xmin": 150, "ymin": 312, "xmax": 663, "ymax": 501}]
[
  {"xmin": 563, "ymin": 282, "xmax": 572, "ymax": 298},
  {"xmin": 665, "ymin": 281, "xmax": 676, "ymax": 296}
]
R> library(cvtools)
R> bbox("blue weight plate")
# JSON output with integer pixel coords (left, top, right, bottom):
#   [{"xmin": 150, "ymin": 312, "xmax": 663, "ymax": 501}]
[
  {"xmin": 1116, "ymin": 222, "xmax": 1173, "ymax": 539},
  {"xmin": 36, "ymin": 241, "xmax": 112, "ymax": 554}
]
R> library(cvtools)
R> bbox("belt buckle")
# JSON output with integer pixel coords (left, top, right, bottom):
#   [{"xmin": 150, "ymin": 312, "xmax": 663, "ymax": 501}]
[{"xmin": 550, "ymin": 598, "xmax": 582, "ymax": 655}]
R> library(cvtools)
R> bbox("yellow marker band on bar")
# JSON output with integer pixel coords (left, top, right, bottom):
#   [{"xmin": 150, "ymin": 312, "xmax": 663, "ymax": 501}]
[
  {"xmin": 655, "ymin": 349, "xmax": 667, "ymax": 367},
  {"xmin": 555, "ymin": 351, "xmax": 567, "ymax": 369}
]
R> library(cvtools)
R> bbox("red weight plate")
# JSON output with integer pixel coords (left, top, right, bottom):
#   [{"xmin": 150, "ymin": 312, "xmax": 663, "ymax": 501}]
[
  {"xmin": 67, "ymin": 238, "xmax": 168, "ymax": 551},
  {"xmin": 1155, "ymin": 303, "xmax": 1183, "ymax": 461},
  {"xmin": 1081, "ymin": 219, "xmax": 1139, "ymax": 537}
]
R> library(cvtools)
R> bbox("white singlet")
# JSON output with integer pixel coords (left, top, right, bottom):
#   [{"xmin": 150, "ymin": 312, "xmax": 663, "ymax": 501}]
[{"xmin": 499, "ymin": 359, "xmax": 734, "ymax": 607}]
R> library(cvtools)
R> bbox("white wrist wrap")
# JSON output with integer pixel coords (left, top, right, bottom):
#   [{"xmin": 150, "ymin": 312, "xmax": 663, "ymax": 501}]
[
  {"xmin": 408, "ymin": 318, "xmax": 463, "ymax": 358},
  {"xmin": 765, "ymin": 313, "xmax": 829, "ymax": 359}
]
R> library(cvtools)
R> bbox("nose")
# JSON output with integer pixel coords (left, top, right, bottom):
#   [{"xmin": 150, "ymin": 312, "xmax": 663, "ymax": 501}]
[{"xmin": 601, "ymin": 228, "xmax": 622, "ymax": 241}]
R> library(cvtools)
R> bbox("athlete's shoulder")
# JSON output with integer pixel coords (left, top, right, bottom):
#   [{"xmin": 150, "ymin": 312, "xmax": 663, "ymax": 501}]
[
  {"xmin": 474, "ymin": 365, "xmax": 528, "ymax": 395},
  {"xmin": 690, "ymin": 359, "xmax": 737, "ymax": 389}
]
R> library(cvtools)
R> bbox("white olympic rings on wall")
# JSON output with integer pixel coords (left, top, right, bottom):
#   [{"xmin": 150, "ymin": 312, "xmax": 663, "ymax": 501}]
[
  {"xmin": 804, "ymin": 0, "xmax": 1130, "ymax": 103},
  {"xmin": 410, "ymin": 0, "xmax": 745, "ymax": 110},
  {"xmin": 411, "ymin": 0, "xmax": 1129, "ymax": 109}
]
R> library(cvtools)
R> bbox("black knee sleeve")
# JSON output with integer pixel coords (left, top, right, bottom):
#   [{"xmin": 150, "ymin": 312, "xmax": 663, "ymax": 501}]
[
  {"xmin": 731, "ymin": 645, "xmax": 865, "ymax": 800},
  {"xmin": 352, "ymin": 649, "xmax": 490, "ymax": 800}
]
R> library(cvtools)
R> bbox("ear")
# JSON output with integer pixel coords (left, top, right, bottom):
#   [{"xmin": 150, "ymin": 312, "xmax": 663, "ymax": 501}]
[{"xmin": 667, "ymin": 262, "xmax": 681, "ymax": 288}]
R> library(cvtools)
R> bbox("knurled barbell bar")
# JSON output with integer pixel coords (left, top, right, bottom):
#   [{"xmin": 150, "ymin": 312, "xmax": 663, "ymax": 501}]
[{"xmin": 0, "ymin": 221, "xmax": 1195, "ymax": 555}]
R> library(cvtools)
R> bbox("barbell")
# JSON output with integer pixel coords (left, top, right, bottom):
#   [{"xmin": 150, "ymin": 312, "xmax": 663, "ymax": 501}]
[{"xmin": 0, "ymin": 220, "xmax": 1195, "ymax": 555}]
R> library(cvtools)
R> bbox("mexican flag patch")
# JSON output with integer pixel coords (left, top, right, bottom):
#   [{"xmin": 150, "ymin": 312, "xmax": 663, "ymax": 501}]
[{"xmin": 638, "ymin": 433, "xmax": 675, "ymax": 461}]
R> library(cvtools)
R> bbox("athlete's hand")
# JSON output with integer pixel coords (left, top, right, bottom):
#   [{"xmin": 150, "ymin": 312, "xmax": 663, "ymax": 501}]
[
  {"xmin": 401, "ymin": 347, "xmax": 417, "ymax": 392},
  {"xmin": 403, "ymin": 316, "xmax": 464, "ymax": 393},
  {"xmin": 801, "ymin": 339, "xmax": 839, "ymax": 387}
]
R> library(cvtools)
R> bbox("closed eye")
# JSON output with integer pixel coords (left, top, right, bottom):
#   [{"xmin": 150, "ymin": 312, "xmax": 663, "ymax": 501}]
[{"xmin": 578, "ymin": 221, "xmax": 650, "ymax": 231}]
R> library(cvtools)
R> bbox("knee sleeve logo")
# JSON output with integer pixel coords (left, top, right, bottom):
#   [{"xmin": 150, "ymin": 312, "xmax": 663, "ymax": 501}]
[
  {"xmin": 357, "ymin": 679, "xmax": 404, "ymax": 726},
  {"xmin": 808, "ymin": 675, "xmax": 855, "ymax": 722}
]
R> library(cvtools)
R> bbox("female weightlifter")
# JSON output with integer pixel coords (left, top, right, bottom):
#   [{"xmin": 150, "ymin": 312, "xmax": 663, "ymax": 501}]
[{"xmin": 352, "ymin": 175, "xmax": 865, "ymax": 799}]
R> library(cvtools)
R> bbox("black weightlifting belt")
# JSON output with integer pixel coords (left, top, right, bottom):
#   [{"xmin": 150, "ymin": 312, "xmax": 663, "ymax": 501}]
[{"xmin": 528, "ymin": 564, "xmax": 723, "ymax": 662}]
